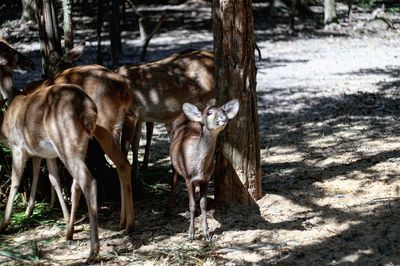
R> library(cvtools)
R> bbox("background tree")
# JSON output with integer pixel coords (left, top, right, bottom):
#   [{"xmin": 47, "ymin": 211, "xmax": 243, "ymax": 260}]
[
  {"xmin": 34, "ymin": 0, "xmax": 62, "ymax": 78},
  {"xmin": 212, "ymin": 0, "xmax": 262, "ymax": 205},
  {"xmin": 110, "ymin": 0, "xmax": 122, "ymax": 67},
  {"xmin": 21, "ymin": 0, "xmax": 36, "ymax": 21},
  {"xmin": 62, "ymin": 0, "xmax": 73, "ymax": 51},
  {"xmin": 324, "ymin": 0, "xmax": 337, "ymax": 24}
]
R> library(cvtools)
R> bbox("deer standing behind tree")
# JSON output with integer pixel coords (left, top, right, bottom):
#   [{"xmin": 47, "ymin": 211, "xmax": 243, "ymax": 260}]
[{"xmin": 116, "ymin": 49, "xmax": 215, "ymax": 194}]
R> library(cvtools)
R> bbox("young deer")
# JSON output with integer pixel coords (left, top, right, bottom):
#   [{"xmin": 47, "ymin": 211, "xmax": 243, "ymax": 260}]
[
  {"xmin": 0, "ymin": 41, "xmax": 135, "ymax": 235},
  {"xmin": 116, "ymin": 49, "xmax": 215, "ymax": 190},
  {"xmin": 169, "ymin": 99, "xmax": 239, "ymax": 241},
  {"xmin": 0, "ymin": 83, "xmax": 100, "ymax": 260},
  {"xmin": 0, "ymin": 39, "xmax": 34, "ymax": 101}
]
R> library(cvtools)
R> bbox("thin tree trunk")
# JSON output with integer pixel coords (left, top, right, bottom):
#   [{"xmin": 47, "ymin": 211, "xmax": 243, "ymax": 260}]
[
  {"xmin": 96, "ymin": 0, "xmax": 105, "ymax": 65},
  {"xmin": 212, "ymin": 0, "xmax": 262, "ymax": 205},
  {"xmin": 62, "ymin": 0, "xmax": 73, "ymax": 51},
  {"xmin": 35, "ymin": 0, "xmax": 49, "ymax": 77},
  {"xmin": 324, "ymin": 0, "xmax": 337, "ymax": 24},
  {"xmin": 21, "ymin": 0, "xmax": 36, "ymax": 21},
  {"xmin": 110, "ymin": 0, "xmax": 122, "ymax": 67}
]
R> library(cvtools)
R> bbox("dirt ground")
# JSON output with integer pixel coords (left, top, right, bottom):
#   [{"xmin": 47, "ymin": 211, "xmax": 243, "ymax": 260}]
[{"xmin": 1, "ymin": 1, "xmax": 400, "ymax": 265}]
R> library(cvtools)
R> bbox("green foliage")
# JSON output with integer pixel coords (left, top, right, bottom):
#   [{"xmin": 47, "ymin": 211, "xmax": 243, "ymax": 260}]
[
  {"xmin": 6, "ymin": 202, "xmax": 63, "ymax": 230},
  {"xmin": 387, "ymin": 6, "xmax": 400, "ymax": 12},
  {"xmin": 0, "ymin": 143, "xmax": 11, "ymax": 202},
  {"xmin": 0, "ymin": 20, "xmax": 12, "ymax": 28},
  {"xmin": 359, "ymin": 0, "xmax": 376, "ymax": 11}
]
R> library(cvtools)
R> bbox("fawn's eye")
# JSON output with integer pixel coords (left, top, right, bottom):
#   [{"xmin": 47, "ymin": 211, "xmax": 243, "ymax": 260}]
[{"xmin": 207, "ymin": 110, "xmax": 213, "ymax": 116}]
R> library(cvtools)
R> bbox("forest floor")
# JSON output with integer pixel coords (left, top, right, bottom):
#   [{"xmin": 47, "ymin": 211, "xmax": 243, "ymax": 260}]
[{"xmin": 1, "ymin": 1, "xmax": 400, "ymax": 265}]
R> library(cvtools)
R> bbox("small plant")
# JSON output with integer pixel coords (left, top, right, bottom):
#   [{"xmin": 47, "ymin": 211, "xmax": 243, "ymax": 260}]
[
  {"xmin": 6, "ymin": 202, "xmax": 60, "ymax": 230},
  {"xmin": 360, "ymin": 0, "xmax": 376, "ymax": 11},
  {"xmin": 0, "ymin": 143, "xmax": 12, "ymax": 202},
  {"xmin": 387, "ymin": 7, "xmax": 400, "ymax": 13}
]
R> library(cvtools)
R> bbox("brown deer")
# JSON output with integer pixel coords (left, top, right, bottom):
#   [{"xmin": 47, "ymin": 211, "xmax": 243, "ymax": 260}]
[
  {"xmin": 169, "ymin": 99, "xmax": 239, "ymax": 240},
  {"xmin": 0, "ymin": 40, "xmax": 71, "ymax": 222},
  {"xmin": 0, "ymin": 41, "xmax": 135, "ymax": 236},
  {"xmin": 39, "ymin": 67, "xmax": 135, "ymax": 236},
  {"xmin": 115, "ymin": 49, "xmax": 215, "ymax": 191},
  {"xmin": 0, "ymin": 39, "xmax": 34, "ymax": 101},
  {"xmin": 0, "ymin": 83, "xmax": 100, "ymax": 260}
]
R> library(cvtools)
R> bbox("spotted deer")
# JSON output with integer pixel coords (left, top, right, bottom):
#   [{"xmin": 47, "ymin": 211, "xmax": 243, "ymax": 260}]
[
  {"xmin": 0, "ymin": 83, "xmax": 100, "ymax": 260},
  {"xmin": 115, "ymin": 49, "xmax": 215, "ymax": 192},
  {"xmin": 169, "ymin": 99, "xmax": 239, "ymax": 241},
  {"xmin": 0, "ymin": 41, "xmax": 135, "ymax": 238}
]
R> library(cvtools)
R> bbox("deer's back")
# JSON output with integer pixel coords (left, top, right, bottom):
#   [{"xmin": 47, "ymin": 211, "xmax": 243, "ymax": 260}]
[
  {"xmin": 117, "ymin": 51, "xmax": 215, "ymax": 123},
  {"xmin": 3, "ymin": 84, "xmax": 97, "ymax": 157},
  {"xmin": 36, "ymin": 64, "xmax": 131, "ymax": 133}
]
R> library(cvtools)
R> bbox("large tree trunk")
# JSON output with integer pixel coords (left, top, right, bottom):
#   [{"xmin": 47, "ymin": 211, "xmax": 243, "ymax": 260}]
[
  {"xmin": 212, "ymin": 0, "xmax": 262, "ymax": 205},
  {"xmin": 324, "ymin": 0, "xmax": 337, "ymax": 24}
]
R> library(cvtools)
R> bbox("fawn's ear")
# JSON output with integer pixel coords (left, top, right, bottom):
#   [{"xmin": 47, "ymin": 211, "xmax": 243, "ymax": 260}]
[
  {"xmin": 222, "ymin": 98, "xmax": 240, "ymax": 119},
  {"xmin": 61, "ymin": 43, "xmax": 85, "ymax": 63},
  {"xmin": 0, "ymin": 51, "xmax": 33, "ymax": 70},
  {"xmin": 182, "ymin": 103, "xmax": 202, "ymax": 123}
]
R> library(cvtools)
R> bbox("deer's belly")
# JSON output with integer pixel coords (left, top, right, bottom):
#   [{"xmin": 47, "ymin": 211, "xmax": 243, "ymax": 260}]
[{"xmin": 30, "ymin": 140, "xmax": 58, "ymax": 158}]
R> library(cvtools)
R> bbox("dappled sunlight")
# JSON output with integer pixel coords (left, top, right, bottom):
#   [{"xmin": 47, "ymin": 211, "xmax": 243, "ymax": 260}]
[
  {"xmin": 1, "ymin": 0, "xmax": 400, "ymax": 264},
  {"xmin": 263, "ymin": 146, "xmax": 306, "ymax": 164}
]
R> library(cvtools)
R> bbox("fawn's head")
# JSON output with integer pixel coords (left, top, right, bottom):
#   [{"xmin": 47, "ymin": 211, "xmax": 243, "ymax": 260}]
[
  {"xmin": 0, "ymin": 40, "xmax": 34, "ymax": 101},
  {"xmin": 0, "ymin": 40, "xmax": 34, "ymax": 71},
  {"xmin": 182, "ymin": 98, "xmax": 240, "ymax": 133}
]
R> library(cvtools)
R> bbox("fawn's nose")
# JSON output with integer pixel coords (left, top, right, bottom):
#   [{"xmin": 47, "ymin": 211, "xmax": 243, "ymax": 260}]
[{"xmin": 217, "ymin": 115, "xmax": 227, "ymax": 125}]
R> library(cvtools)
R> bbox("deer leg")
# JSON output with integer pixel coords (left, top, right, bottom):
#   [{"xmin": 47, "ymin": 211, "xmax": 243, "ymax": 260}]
[
  {"xmin": 131, "ymin": 120, "xmax": 145, "ymax": 195},
  {"xmin": 66, "ymin": 179, "xmax": 81, "ymax": 240},
  {"xmin": 50, "ymin": 186, "xmax": 56, "ymax": 207},
  {"xmin": 46, "ymin": 158, "xmax": 70, "ymax": 224},
  {"xmin": 64, "ymin": 159, "xmax": 99, "ymax": 261},
  {"xmin": 0, "ymin": 150, "xmax": 28, "ymax": 231},
  {"xmin": 185, "ymin": 179, "xmax": 196, "ymax": 240},
  {"xmin": 165, "ymin": 169, "xmax": 179, "ymax": 217},
  {"xmin": 94, "ymin": 126, "xmax": 135, "ymax": 233},
  {"xmin": 25, "ymin": 157, "xmax": 42, "ymax": 217},
  {"xmin": 121, "ymin": 112, "xmax": 136, "ymax": 156},
  {"xmin": 199, "ymin": 181, "xmax": 211, "ymax": 241},
  {"xmin": 140, "ymin": 122, "xmax": 154, "ymax": 170}
]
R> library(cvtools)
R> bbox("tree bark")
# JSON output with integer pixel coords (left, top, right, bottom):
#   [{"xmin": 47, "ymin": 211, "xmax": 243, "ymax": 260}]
[
  {"xmin": 62, "ymin": 0, "xmax": 73, "ymax": 51},
  {"xmin": 212, "ymin": 0, "xmax": 262, "ymax": 205},
  {"xmin": 21, "ymin": 0, "xmax": 36, "ymax": 21},
  {"xmin": 324, "ymin": 0, "xmax": 337, "ymax": 24},
  {"xmin": 110, "ymin": 0, "xmax": 122, "ymax": 67},
  {"xmin": 35, "ymin": 0, "xmax": 62, "ymax": 77},
  {"xmin": 96, "ymin": 0, "xmax": 105, "ymax": 65},
  {"xmin": 35, "ymin": 0, "xmax": 49, "ymax": 78}
]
